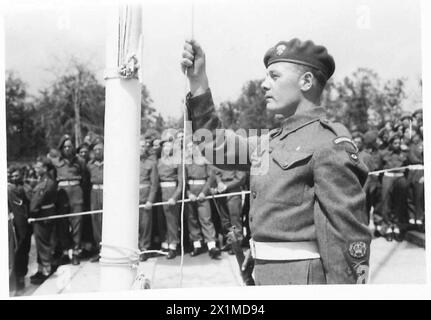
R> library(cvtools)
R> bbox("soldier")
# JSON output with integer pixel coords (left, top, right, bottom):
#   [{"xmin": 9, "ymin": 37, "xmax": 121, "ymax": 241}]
[
  {"xmin": 77, "ymin": 143, "xmax": 91, "ymax": 163},
  {"xmin": 380, "ymin": 134, "xmax": 409, "ymax": 241},
  {"xmin": 158, "ymin": 139, "xmax": 183, "ymax": 259},
  {"xmin": 378, "ymin": 128, "xmax": 390, "ymax": 155},
  {"xmin": 412, "ymin": 109, "xmax": 423, "ymax": 128},
  {"xmin": 407, "ymin": 133, "xmax": 424, "ymax": 231},
  {"xmin": 86, "ymin": 142, "xmax": 105, "ymax": 262},
  {"xmin": 151, "ymin": 138, "xmax": 168, "ymax": 253},
  {"xmin": 8, "ymin": 167, "xmax": 32, "ymax": 291},
  {"xmin": 211, "ymin": 168, "xmax": 246, "ymax": 254},
  {"xmin": 400, "ymin": 112, "xmax": 413, "ymax": 131},
  {"xmin": 77, "ymin": 143, "xmax": 94, "ymax": 257},
  {"xmin": 8, "ymin": 167, "xmax": 32, "ymax": 290},
  {"xmin": 138, "ymin": 138, "xmax": 159, "ymax": 261},
  {"xmin": 362, "ymin": 131, "xmax": 384, "ymax": 236},
  {"xmin": 8, "ymin": 195, "xmax": 17, "ymax": 294},
  {"xmin": 54, "ymin": 134, "xmax": 86, "ymax": 265},
  {"xmin": 185, "ymin": 141, "xmax": 221, "ymax": 259},
  {"xmin": 29, "ymin": 156, "xmax": 58, "ymax": 284},
  {"xmin": 181, "ymin": 38, "xmax": 371, "ymax": 284}
]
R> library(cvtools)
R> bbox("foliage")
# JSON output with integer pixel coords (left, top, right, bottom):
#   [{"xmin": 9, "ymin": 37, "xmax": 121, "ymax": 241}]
[
  {"xmin": 323, "ymin": 68, "xmax": 407, "ymax": 132},
  {"xmin": 218, "ymin": 79, "xmax": 277, "ymax": 135},
  {"xmin": 6, "ymin": 59, "xmax": 166, "ymax": 162},
  {"xmin": 5, "ymin": 72, "xmax": 45, "ymax": 161}
]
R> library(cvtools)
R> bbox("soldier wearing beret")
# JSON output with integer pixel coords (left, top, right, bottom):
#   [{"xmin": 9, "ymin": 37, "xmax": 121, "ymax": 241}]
[
  {"xmin": 407, "ymin": 132, "xmax": 424, "ymax": 231},
  {"xmin": 400, "ymin": 112, "xmax": 413, "ymax": 131},
  {"xmin": 158, "ymin": 139, "xmax": 183, "ymax": 259},
  {"xmin": 86, "ymin": 142, "xmax": 105, "ymax": 262},
  {"xmin": 181, "ymin": 38, "xmax": 371, "ymax": 284},
  {"xmin": 54, "ymin": 134, "xmax": 86, "ymax": 265},
  {"xmin": 362, "ymin": 131, "xmax": 384, "ymax": 236},
  {"xmin": 380, "ymin": 134, "xmax": 409, "ymax": 241},
  {"xmin": 138, "ymin": 138, "xmax": 159, "ymax": 261},
  {"xmin": 77, "ymin": 143, "xmax": 94, "ymax": 255},
  {"xmin": 211, "ymin": 167, "xmax": 247, "ymax": 254},
  {"xmin": 412, "ymin": 109, "xmax": 423, "ymax": 129},
  {"xmin": 29, "ymin": 156, "xmax": 57, "ymax": 284},
  {"xmin": 184, "ymin": 141, "xmax": 221, "ymax": 259},
  {"xmin": 8, "ymin": 167, "xmax": 32, "ymax": 290}
]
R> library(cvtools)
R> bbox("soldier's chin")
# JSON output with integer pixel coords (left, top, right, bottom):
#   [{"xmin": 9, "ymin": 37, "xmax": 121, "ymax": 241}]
[{"xmin": 265, "ymin": 100, "xmax": 278, "ymax": 110}]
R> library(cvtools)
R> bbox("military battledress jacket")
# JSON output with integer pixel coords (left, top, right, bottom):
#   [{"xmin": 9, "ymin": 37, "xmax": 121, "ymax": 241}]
[{"xmin": 186, "ymin": 89, "xmax": 372, "ymax": 284}]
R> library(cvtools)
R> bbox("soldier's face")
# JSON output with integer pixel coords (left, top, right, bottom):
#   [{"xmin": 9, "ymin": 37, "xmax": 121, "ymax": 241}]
[
  {"xmin": 262, "ymin": 62, "xmax": 302, "ymax": 116},
  {"xmin": 34, "ymin": 162, "xmax": 47, "ymax": 177},
  {"xmin": 353, "ymin": 137, "xmax": 363, "ymax": 151},
  {"xmin": 79, "ymin": 148, "xmax": 89, "ymax": 159},
  {"xmin": 62, "ymin": 140, "xmax": 74, "ymax": 157},
  {"xmin": 402, "ymin": 119, "xmax": 410, "ymax": 128},
  {"xmin": 93, "ymin": 145, "xmax": 104, "ymax": 160},
  {"xmin": 391, "ymin": 139, "xmax": 401, "ymax": 150},
  {"xmin": 415, "ymin": 113, "xmax": 423, "ymax": 123},
  {"xmin": 11, "ymin": 171, "xmax": 21, "ymax": 184}
]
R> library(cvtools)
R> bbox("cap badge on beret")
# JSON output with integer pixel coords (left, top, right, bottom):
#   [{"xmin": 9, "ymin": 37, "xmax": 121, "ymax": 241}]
[
  {"xmin": 264, "ymin": 38, "xmax": 336, "ymax": 79},
  {"xmin": 276, "ymin": 44, "xmax": 286, "ymax": 56}
]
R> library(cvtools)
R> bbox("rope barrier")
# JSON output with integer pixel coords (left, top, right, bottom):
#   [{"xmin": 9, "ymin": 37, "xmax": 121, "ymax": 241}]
[
  {"xmin": 27, "ymin": 162, "xmax": 424, "ymax": 224},
  {"xmin": 27, "ymin": 190, "xmax": 250, "ymax": 223},
  {"xmin": 368, "ymin": 164, "xmax": 424, "ymax": 176}
]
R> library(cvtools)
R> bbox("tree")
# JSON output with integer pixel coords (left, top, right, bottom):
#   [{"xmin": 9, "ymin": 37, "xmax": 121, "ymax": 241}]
[
  {"xmin": 322, "ymin": 68, "xmax": 407, "ymax": 132},
  {"xmin": 218, "ymin": 79, "xmax": 275, "ymax": 134},
  {"xmin": 35, "ymin": 61, "xmax": 105, "ymax": 149},
  {"xmin": 5, "ymin": 72, "xmax": 44, "ymax": 161}
]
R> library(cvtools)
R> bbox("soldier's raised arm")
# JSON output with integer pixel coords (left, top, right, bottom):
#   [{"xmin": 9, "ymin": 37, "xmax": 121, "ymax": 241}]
[{"xmin": 181, "ymin": 40, "xmax": 254, "ymax": 170}]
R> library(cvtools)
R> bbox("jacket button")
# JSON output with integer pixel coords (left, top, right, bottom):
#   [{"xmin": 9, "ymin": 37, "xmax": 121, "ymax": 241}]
[{"xmin": 252, "ymin": 191, "xmax": 257, "ymax": 199}]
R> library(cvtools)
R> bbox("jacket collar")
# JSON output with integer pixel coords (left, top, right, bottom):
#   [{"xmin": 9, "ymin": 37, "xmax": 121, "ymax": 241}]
[{"xmin": 274, "ymin": 107, "xmax": 327, "ymax": 140}]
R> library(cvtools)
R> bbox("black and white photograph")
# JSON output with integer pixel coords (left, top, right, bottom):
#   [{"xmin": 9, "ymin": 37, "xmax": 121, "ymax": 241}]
[{"xmin": 1, "ymin": 0, "xmax": 429, "ymax": 300}]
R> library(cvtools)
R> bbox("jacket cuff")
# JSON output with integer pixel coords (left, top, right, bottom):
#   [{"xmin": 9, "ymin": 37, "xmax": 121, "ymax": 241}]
[{"xmin": 186, "ymin": 88, "xmax": 215, "ymax": 119}]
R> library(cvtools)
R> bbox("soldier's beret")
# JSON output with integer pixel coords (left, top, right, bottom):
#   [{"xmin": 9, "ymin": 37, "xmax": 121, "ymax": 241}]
[
  {"xmin": 351, "ymin": 131, "xmax": 364, "ymax": 140},
  {"xmin": 412, "ymin": 109, "xmax": 423, "ymax": 117},
  {"xmin": 400, "ymin": 112, "xmax": 412, "ymax": 120},
  {"xmin": 93, "ymin": 142, "xmax": 104, "ymax": 150},
  {"xmin": 57, "ymin": 134, "xmax": 73, "ymax": 150},
  {"xmin": 77, "ymin": 143, "xmax": 90, "ymax": 153},
  {"xmin": 263, "ymin": 38, "xmax": 335, "ymax": 79},
  {"xmin": 363, "ymin": 130, "xmax": 378, "ymax": 147}
]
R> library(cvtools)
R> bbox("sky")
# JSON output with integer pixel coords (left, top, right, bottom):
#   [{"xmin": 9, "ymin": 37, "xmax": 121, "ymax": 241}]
[{"xmin": 3, "ymin": 0, "xmax": 423, "ymax": 120}]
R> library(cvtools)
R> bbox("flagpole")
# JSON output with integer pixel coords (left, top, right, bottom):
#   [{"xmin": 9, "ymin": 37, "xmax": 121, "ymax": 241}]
[{"xmin": 100, "ymin": 3, "xmax": 142, "ymax": 291}]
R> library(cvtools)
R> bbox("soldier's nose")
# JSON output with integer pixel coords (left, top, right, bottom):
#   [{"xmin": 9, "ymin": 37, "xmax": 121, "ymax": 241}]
[{"xmin": 261, "ymin": 78, "xmax": 270, "ymax": 91}]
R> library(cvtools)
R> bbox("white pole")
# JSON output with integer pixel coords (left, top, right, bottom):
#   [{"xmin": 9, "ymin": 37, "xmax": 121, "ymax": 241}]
[{"xmin": 100, "ymin": 4, "xmax": 142, "ymax": 291}]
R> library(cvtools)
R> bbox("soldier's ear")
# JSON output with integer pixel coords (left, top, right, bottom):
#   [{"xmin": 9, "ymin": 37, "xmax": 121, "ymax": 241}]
[{"xmin": 299, "ymin": 72, "xmax": 314, "ymax": 92}]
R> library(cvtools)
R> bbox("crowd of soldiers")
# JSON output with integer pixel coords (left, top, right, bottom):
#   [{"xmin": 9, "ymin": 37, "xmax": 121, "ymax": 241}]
[
  {"xmin": 353, "ymin": 109, "xmax": 424, "ymax": 241},
  {"xmin": 7, "ymin": 130, "xmax": 251, "ymax": 292},
  {"xmin": 7, "ymin": 108, "xmax": 424, "ymax": 293}
]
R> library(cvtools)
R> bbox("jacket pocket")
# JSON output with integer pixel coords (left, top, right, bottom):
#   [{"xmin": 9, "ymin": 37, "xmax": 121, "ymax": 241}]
[
  {"xmin": 270, "ymin": 149, "xmax": 313, "ymax": 206},
  {"xmin": 272, "ymin": 149, "xmax": 313, "ymax": 170}
]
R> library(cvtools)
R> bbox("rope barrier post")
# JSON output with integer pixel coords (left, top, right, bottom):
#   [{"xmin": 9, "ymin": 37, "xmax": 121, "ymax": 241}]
[{"xmin": 100, "ymin": 3, "xmax": 142, "ymax": 291}]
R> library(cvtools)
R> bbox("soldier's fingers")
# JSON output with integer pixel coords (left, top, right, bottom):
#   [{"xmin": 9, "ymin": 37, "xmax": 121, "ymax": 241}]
[
  {"xmin": 182, "ymin": 50, "xmax": 195, "ymax": 61},
  {"xmin": 190, "ymin": 39, "xmax": 204, "ymax": 56},
  {"xmin": 183, "ymin": 41, "xmax": 194, "ymax": 54},
  {"xmin": 181, "ymin": 58, "xmax": 193, "ymax": 68}
]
